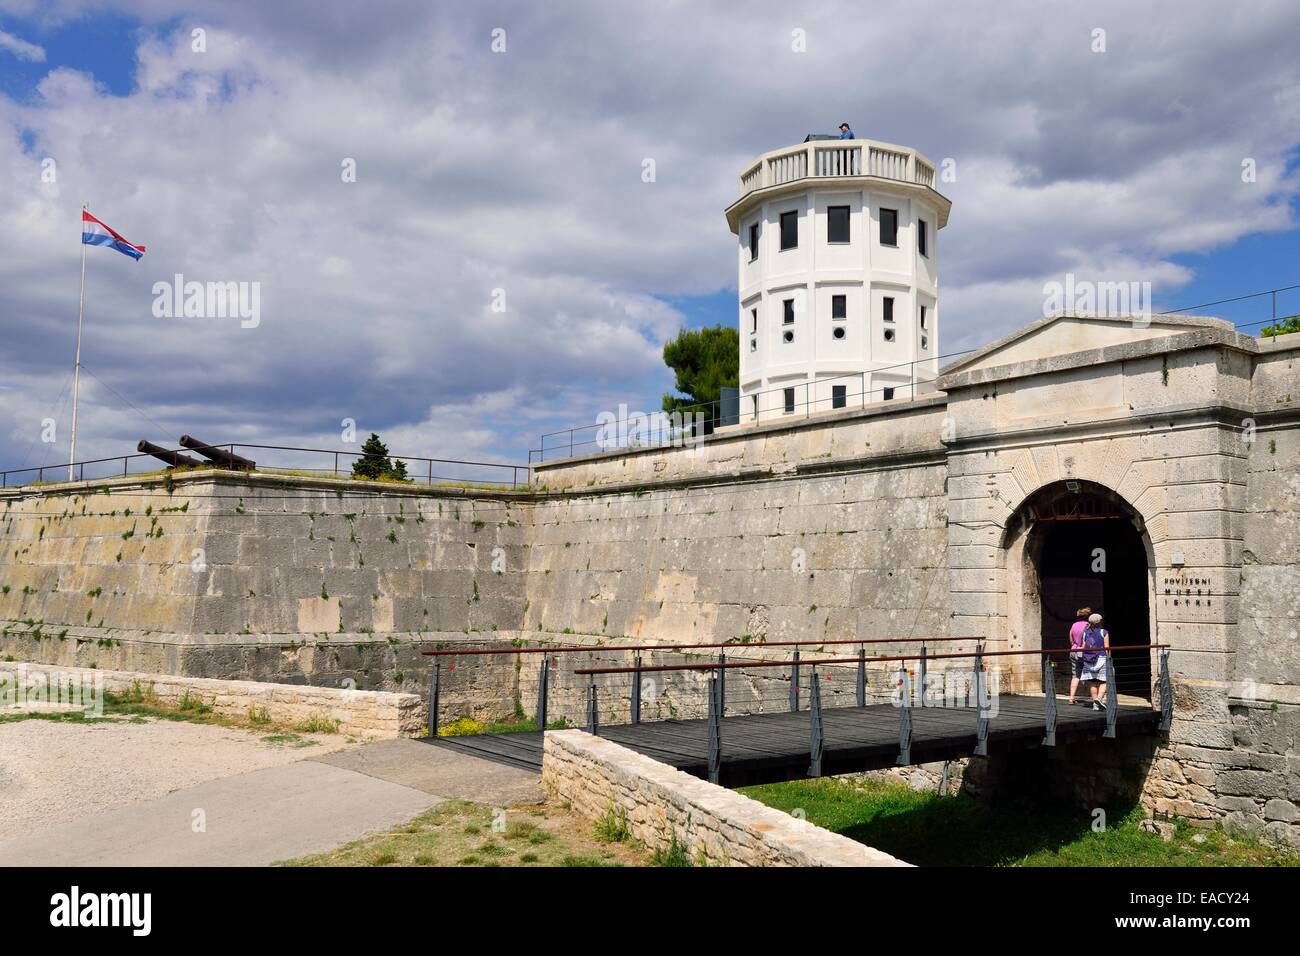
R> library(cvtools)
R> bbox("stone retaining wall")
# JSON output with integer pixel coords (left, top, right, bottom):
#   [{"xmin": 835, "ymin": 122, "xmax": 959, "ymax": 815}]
[
  {"xmin": 0, "ymin": 661, "xmax": 423, "ymax": 739},
  {"xmin": 541, "ymin": 729, "xmax": 908, "ymax": 867}
]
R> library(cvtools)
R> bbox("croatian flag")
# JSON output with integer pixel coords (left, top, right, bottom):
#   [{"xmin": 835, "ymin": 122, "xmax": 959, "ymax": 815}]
[{"xmin": 82, "ymin": 210, "xmax": 146, "ymax": 261}]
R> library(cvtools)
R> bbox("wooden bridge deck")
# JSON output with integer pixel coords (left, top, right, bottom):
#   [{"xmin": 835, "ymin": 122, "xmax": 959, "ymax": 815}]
[{"xmin": 423, "ymin": 694, "xmax": 1161, "ymax": 787}]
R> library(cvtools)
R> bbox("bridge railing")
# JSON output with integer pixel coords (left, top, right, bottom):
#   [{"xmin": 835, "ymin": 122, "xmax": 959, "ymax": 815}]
[
  {"xmin": 419, "ymin": 635, "xmax": 982, "ymax": 737},
  {"xmin": 574, "ymin": 643, "xmax": 1172, "ymax": 782}
]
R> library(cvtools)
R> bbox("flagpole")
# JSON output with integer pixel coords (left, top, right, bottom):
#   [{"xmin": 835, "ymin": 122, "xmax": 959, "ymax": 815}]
[{"xmin": 68, "ymin": 202, "xmax": 88, "ymax": 482}]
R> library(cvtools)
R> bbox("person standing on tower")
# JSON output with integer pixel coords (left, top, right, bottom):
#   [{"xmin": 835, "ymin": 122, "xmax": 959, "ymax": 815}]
[{"xmin": 838, "ymin": 122, "xmax": 855, "ymax": 139}]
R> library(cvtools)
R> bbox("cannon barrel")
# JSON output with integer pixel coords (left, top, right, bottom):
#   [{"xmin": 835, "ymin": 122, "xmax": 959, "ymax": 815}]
[
  {"xmin": 178, "ymin": 436, "xmax": 256, "ymax": 470},
  {"xmin": 136, "ymin": 441, "xmax": 205, "ymax": 469}
]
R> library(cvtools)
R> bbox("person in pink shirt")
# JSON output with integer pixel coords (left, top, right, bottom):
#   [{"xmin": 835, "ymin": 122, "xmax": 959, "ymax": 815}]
[{"xmin": 1066, "ymin": 607, "xmax": 1091, "ymax": 705}]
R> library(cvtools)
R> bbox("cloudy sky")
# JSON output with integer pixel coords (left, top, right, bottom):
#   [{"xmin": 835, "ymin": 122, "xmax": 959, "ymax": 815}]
[{"xmin": 1, "ymin": 0, "xmax": 1298, "ymax": 478}]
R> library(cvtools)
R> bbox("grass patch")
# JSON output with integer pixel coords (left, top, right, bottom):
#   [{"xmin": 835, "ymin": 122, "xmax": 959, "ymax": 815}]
[
  {"xmin": 437, "ymin": 714, "xmax": 569, "ymax": 737},
  {"xmin": 594, "ymin": 803, "xmax": 631, "ymax": 844},
  {"xmin": 741, "ymin": 777, "xmax": 1300, "ymax": 867},
  {"xmin": 649, "ymin": 832, "xmax": 693, "ymax": 867},
  {"xmin": 278, "ymin": 799, "xmax": 645, "ymax": 868}
]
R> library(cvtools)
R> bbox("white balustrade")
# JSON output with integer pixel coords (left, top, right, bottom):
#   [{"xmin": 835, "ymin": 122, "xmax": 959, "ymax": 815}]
[{"xmin": 737, "ymin": 139, "xmax": 942, "ymax": 197}]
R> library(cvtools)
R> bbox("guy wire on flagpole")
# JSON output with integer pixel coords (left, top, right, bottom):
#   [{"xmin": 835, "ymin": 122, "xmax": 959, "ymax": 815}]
[{"xmin": 68, "ymin": 201, "xmax": 88, "ymax": 481}]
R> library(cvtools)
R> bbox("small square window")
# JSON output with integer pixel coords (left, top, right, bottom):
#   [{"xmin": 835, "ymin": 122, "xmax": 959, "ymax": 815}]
[
  {"xmin": 832, "ymin": 385, "xmax": 847, "ymax": 409},
  {"xmin": 883, "ymin": 297, "xmax": 895, "ymax": 323},
  {"xmin": 832, "ymin": 326, "xmax": 846, "ymax": 340},
  {"xmin": 884, "ymin": 327, "xmax": 895, "ymax": 343},
  {"xmin": 783, "ymin": 388, "xmax": 796, "ymax": 414},
  {"xmin": 883, "ymin": 387, "xmax": 895, "ymax": 401},
  {"xmin": 783, "ymin": 329, "xmax": 794, "ymax": 343},
  {"xmin": 750, "ymin": 337, "xmax": 757, "ymax": 352},
  {"xmin": 921, "ymin": 335, "xmax": 928, "ymax": 350},
  {"xmin": 832, "ymin": 294, "xmax": 847, "ymax": 320},
  {"xmin": 827, "ymin": 205, "xmax": 850, "ymax": 244},
  {"xmin": 748, "ymin": 222, "xmax": 760, "ymax": 261},
  {"xmin": 880, "ymin": 208, "xmax": 898, "ymax": 247},
  {"xmin": 783, "ymin": 299, "xmax": 795, "ymax": 324},
  {"xmin": 918, "ymin": 219, "xmax": 928, "ymax": 257},
  {"xmin": 780, "ymin": 211, "xmax": 798, "ymax": 250}
]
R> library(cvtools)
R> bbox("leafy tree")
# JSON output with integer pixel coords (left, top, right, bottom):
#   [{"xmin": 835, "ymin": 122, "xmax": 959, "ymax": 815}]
[
  {"xmin": 350, "ymin": 433, "xmax": 409, "ymax": 482},
  {"xmin": 1261, "ymin": 314, "xmax": 1300, "ymax": 338},
  {"xmin": 661, "ymin": 325, "xmax": 739, "ymax": 421}
]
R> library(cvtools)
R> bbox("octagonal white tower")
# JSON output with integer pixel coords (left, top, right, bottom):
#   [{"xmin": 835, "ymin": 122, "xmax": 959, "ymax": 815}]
[{"xmin": 726, "ymin": 136, "xmax": 951, "ymax": 423}]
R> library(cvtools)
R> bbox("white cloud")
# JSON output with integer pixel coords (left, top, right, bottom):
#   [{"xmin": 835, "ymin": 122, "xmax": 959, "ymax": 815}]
[
  {"xmin": 0, "ymin": 0, "xmax": 1298, "ymax": 471},
  {"xmin": 0, "ymin": 28, "xmax": 44, "ymax": 62}
]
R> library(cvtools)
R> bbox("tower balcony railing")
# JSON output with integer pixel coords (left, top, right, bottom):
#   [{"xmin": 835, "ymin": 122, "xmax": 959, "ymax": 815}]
[{"xmin": 737, "ymin": 139, "xmax": 938, "ymax": 199}]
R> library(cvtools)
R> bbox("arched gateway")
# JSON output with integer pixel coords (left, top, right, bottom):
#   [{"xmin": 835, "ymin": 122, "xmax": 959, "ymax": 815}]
[{"xmin": 1002, "ymin": 480, "xmax": 1155, "ymax": 699}]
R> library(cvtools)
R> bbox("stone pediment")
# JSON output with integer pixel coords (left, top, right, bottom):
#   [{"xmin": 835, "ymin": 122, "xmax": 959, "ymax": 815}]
[{"xmin": 939, "ymin": 312, "xmax": 1234, "ymax": 380}]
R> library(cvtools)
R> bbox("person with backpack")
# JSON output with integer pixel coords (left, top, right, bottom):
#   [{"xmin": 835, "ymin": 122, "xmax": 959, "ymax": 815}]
[
  {"xmin": 1080, "ymin": 612, "xmax": 1111, "ymax": 710},
  {"xmin": 1066, "ymin": 606, "xmax": 1091, "ymax": 705}
]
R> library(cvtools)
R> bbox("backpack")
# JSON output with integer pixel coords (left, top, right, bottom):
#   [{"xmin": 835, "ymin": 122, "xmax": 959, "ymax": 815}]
[{"xmin": 1082, "ymin": 625, "xmax": 1107, "ymax": 664}]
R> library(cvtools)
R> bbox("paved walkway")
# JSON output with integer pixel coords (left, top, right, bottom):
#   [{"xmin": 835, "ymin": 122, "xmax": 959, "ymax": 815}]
[{"xmin": 0, "ymin": 737, "xmax": 543, "ymax": 866}]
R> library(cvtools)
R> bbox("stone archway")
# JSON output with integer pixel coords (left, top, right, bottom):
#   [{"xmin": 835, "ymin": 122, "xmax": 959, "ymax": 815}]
[{"xmin": 1001, "ymin": 480, "xmax": 1156, "ymax": 700}]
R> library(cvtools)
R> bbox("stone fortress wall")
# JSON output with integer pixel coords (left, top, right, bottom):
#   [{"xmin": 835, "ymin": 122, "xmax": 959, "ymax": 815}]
[{"xmin": 1, "ymin": 314, "xmax": 1297, "ymax": 841}]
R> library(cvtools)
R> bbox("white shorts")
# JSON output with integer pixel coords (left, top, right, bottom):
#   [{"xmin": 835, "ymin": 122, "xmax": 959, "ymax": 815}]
[{"xmin": 1080, "ymin": 655, "xmax": 1108, "ymax": 682}]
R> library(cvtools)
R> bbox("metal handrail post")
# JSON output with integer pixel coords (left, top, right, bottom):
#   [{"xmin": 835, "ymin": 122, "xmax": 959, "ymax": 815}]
[
  {"xmin": 428, "ymin": 659, "xmax": 441, "ymax": 737},
  {"xmin": 1042, "ymin": 655, "xmax": 1057, "ymax": 746},
  {"xmin": 789, "ymin": 648, "xmax": 800, "ymax": 712},
  {"xmin": 535, "ymin": 656, "xmax": 549, "ymax": 731},
  {"xmin": 974, "ymin": 642, "xmax": 989, "ymax": 756},
  {"xmin": 808, "ymin": 666, "xmax": 824, "ymax": 777},
  {"xmin": 631, "ymin": 654, "xmax": 642, "ymax": 724},
  {"xmin": 1104, "ymin": 652, "xmax": 1118, "ymax": 738},
  {"xmin": 856, "ymin": 645, "xmax": 866, "ymax": 707},
  {"xmin": 707, "ymin": 675, "xmax": 721, "ymax": 784},
  {"xmin": 1158, "ymin": 650, "xmax": 1173, "ymax": 732}
]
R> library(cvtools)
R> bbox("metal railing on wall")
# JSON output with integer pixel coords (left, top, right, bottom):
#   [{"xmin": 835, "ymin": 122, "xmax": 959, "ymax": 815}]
[{"xmin": 1, "ymin": 442, "xmax": 529, "ymax": 490}]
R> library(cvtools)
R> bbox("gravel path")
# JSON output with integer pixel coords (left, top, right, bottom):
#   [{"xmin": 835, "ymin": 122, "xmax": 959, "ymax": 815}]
[{"xmin": 0, "ymin": 716, "xmax": 357, "ymax": 843}]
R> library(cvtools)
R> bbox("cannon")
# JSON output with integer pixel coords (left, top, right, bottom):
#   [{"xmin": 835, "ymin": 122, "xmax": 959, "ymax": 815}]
[
  {"xmin": 178, "ymin": 435, "xmax": 256, "ymax": 470},
  {"xmin": 136, "ymin": 440, "xmax": 205, "ymax": 469}
]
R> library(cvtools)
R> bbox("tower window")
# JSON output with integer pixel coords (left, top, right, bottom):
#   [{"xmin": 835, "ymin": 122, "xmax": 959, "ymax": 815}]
[
  {"xmin": 827, "ymin": 205, "xmax": 850, "ymax": 244},
  {"xmin": 750, "ymin": 338, "xmax": 757, "ymax": 352},
  {"xmin": 832, "ymin": 326, "xmax": 846, "ymax": 340},
  {"xmin": 883, "ymin": 387, "xmax": 895, "ymax": 400},
  {"xmin": 783, "ymin": 299, "xmax": 795, "ymax": 324},
  {"xmin": 779, "ymin": 211, "xmax": 798, "ymax": 250},
  {"xmin": 751, "ymin": 308, "xmax": 758, "ymax": 333},
  {"xmin": 880, "ymin": 208, "xmax": 898, "ymax": 247},
  {"xmin": 921, "ymin": 335, "xmax": 928, "ymax": 350},
  {"xmin": 918, "ymin": 219, "xmax": 928, "ymax": 257},
  {"xmin": 919, "ymin": 305, "xmax": 927, "ymax": 329},
  {"xmin": 883, "ymin": 296, "xmax": 895, "ymax": 323},
  {"xmin": 884, "ymin": 327, "xmax": 895, "ymax": 343},
  {"xmin": 784, "ymin": 388, "xmax": 796, "ymax": 414},
  {"xmin": 783, "ymin": 329, "xmax": 794, "ymax": 343},
  {"xmin": 832, "ymin": 385, "xmax": 847, "ymax": 409},
  {"xmin": 748, "ymin": 222, "xmax": 760, "ymax": 261},
  {"xmin": 831, "ymin": 294, "xmax": 847, "ymax": 319}
]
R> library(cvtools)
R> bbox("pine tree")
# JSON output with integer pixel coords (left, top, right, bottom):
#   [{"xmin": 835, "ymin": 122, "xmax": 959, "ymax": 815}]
[{"xmin": 351, "ymin": 433, "xmax": 408, "ymax": 481}]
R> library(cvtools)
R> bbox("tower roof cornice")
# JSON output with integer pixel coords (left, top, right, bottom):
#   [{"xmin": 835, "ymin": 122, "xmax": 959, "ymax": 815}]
[{"xmin": 726, "ymin": 138, "xmax": 952, "ymax": 233}]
